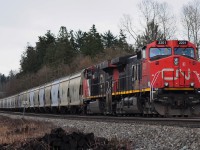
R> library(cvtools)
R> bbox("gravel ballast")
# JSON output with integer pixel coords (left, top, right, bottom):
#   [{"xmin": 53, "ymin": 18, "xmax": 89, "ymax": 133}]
[{"xmin": 1, "ymin": 113, "xmax": 200, "ymax": 150}]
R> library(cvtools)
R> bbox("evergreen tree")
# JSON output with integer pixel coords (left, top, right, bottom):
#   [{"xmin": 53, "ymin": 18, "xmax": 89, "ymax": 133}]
[
  {"xmin": 75, "ymin": 30, "xmax": 86, "ymax": 52},
  {"xmin": 80, "ymin": 25, "xmax": 104, "ymax": 57},
  {"xmin": 116, "ymin": 29, "xmax": 131, "ymax": 51},
  {"xmin": 0, "ymin": 73, "xmax": 7, "ymax": 93},
  {"xmin": 57, "ymin": 26, "xmax": 69, "ymax": 40},
  {"xmin": 36, "ymin": 30, "xmax": 56, "ymax": 68},
  {"xmin": 102, "ymin": 30, "xmax": 117, "ymax": 49},
  {"xmin": 20, "ymin": 46, "xmax": 38, "ymax": 73},
  {"xmin": 44, "ymin": 43, "xmax": 56, "ymax": 65},
  {"xmin": 55, "ymin": 26, "xmax": 76, "ymax": 65},
  {"xmin": 8, "ymin": 70, "xmax": 16, "ymax": 79},
  {"xmin": 0, "ymin": 74, "xmax": 7, "ymax": 84},
  {"xmin": 69, "ymin": 30, "xmax": 78, "ymax": 53}
]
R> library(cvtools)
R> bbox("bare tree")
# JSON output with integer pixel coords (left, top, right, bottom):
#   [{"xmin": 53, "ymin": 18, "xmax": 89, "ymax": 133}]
[
  {"xmin": 181, "ymin": 0, "xmax": 200, "ymax": 46},
  {"xmin": 182, "ymin": 6, "xmax": 193, "ymax": 41},
  {"xmin": 138, "ymin": 0, "xmax": 160, "ymax": 27},
  {"xmin": 120, "ymin": 0, "xmax": 176, "ymax": 47},
  {"xmin": 138, "ymin": 0, "xmax": 176, "ymax": 40},
  {"xmin": 119, "ymin": 14, "xmax": 138, "ymax": 42},
  {"xmin": 158, "ymin": 2, "xmax": 176, "ymax": 39}
]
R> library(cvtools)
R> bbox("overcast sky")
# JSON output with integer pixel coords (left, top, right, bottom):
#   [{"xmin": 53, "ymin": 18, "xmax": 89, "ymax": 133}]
[{"xmin": 0, "ymin": 0, "xmax": 192, "ymax": 75}]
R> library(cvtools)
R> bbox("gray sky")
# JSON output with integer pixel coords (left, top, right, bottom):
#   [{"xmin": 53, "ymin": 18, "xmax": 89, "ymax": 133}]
[{"xmin": 0, "ymin": 0, "xmax": 191, "ymax": 75}]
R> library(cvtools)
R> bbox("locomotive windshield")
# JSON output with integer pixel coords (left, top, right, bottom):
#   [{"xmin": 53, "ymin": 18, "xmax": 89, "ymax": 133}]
[
  {"xmin": 149, "ymin": 47, "xmax": 172, "ymax": 60},
  {"xmin": 174, "ymin": 47, "xmax": 195, "ymax": 59}
]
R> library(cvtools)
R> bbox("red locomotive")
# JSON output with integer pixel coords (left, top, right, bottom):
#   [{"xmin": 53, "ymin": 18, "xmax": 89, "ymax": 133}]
[{"xmin": 83, "ymin": 40, "xmax": 200, "ymax": 116}]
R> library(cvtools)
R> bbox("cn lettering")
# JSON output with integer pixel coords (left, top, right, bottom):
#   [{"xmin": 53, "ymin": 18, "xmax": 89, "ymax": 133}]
[{"xmin": 161, "ymin": 68, "xmax": 190, "ymax": 81}]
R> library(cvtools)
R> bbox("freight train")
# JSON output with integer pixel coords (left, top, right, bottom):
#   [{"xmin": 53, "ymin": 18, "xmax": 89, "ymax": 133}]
[{"xmin": 1, "ymin": 40, "xmax": 200, "ymax": 116}]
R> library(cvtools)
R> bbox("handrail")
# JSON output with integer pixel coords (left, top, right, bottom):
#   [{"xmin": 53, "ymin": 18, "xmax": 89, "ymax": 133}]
[
  {"xmin": 150, "ymin": 71, "xmax": 161, "ymax": 102},
  {"xmin": 193, "ymin": 71, "xmax": 200, "ymax": 83}
]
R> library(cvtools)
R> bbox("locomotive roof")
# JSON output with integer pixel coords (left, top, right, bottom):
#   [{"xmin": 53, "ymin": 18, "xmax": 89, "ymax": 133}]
[{"xmin": 111, "ymin": 54, "xmax": 135, "ymax": 65}]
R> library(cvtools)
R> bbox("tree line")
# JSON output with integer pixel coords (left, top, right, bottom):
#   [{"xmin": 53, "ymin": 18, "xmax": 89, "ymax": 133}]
[
  {"xmin": 0, "ymin": 25, "xmax": 133, "ymax": 97},
  {"xmin": 20, "ymin": 25, "xmax": 132, "ymax": 74}
]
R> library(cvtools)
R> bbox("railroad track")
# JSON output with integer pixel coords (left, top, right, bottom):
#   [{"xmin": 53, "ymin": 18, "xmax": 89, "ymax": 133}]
[{"xmin": 1, "ymin": 111, "xmax": 200, "ymax": 128}]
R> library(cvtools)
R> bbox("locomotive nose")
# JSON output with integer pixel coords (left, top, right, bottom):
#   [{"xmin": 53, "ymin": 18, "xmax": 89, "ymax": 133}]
[
  {"xmin": 173, "ymin": 57, "xmax": 194, "ymax": 88},
  {"xmin": 161, "ymin": 56, "xmax": 195, "ymax": 88}
]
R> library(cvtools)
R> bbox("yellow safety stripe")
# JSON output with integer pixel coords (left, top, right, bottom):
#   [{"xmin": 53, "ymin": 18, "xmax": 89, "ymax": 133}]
[
  {"xmin": 86, "ymin": 95, "xmax": 104, "ymax": 99},
  {"xmin": 164, "ymin": 88, "xmax": 194, "ymax": 91},
  {"xmin": 112, "ymin": 88, "xmax": 151, "ymax": 96}
]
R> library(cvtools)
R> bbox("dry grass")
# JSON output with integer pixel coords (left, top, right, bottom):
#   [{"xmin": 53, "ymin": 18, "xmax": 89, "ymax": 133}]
[{"xmin": 0, "ymin": 116, "xmax": 54, "ymax": 145}]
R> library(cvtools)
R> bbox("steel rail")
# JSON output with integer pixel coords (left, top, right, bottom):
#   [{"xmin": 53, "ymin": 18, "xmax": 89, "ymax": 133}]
[{"xmin": 0, "ymin": 111, "xmax": 200, "ymax": 128}]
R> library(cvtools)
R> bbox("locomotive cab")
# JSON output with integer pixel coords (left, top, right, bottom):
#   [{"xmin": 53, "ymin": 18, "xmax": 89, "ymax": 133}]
[{"xmin": 146, "ymin": 40, "xmax": 200, "ymax": 116}]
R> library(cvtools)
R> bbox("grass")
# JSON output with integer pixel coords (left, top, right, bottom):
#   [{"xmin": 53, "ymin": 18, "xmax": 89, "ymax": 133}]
[{"xmin": 0, "ymin": 116, "xmax": 54, "ymax": 146}]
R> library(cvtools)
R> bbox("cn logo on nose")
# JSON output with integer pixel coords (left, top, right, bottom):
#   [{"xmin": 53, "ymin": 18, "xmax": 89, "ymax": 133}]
[{"xmin": 161, "ymin": 68, "xmax": 190, "ymax": 81}]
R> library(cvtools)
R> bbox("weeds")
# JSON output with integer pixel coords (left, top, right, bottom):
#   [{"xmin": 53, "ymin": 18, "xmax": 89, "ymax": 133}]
[{"xmin": 0, "ymin": 116, "xmax": 53, "ymax": 145}]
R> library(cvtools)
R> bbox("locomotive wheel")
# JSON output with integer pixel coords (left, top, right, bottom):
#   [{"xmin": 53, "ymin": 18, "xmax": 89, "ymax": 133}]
[{"xmin": 153, "ymin": 102, "xmax": 193, "ymax": 116}]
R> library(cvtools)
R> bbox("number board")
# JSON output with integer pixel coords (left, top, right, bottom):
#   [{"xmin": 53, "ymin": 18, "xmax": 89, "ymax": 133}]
[
  {"xmin": 157, "ymin": 40, "xmax": 167, "ymax": 45},
  {"xmin": 178, "ymin": 41, "xmax": 188, "ymax": 45}
]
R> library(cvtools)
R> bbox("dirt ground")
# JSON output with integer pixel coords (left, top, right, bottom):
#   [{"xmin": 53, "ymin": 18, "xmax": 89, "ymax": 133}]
[{"xmin": 0, "ymin": 116, "xmax": 131, "ymax": 150}]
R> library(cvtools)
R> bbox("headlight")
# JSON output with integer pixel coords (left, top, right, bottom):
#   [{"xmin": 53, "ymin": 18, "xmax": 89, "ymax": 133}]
[
  {"xmin": 164, "ymin": 82, "xmax": 169, "ymax": 87},
  {"xmin": 174, "ymin": 57, "xmax": 179, "ymax": 65},
  {"xmin": 190, "ymin": 82, "xmax": 194, "ymax": 87}
]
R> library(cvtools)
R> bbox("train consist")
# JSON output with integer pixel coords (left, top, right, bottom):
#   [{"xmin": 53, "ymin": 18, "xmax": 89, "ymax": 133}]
[{"xmin": 1, "ymin": 40, "xmax": 200, "ymax": 116}]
